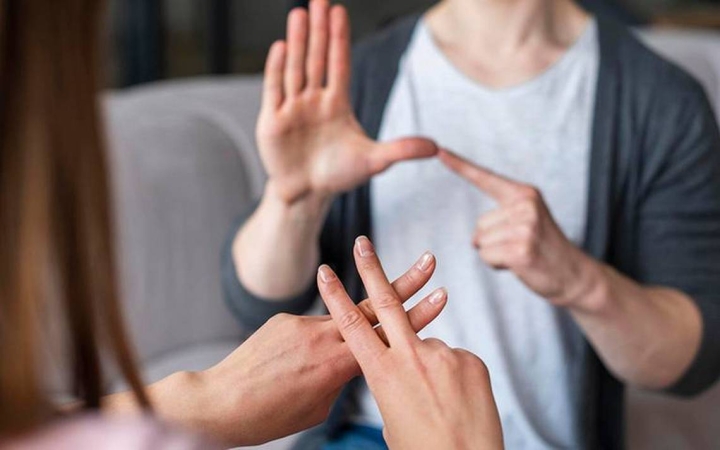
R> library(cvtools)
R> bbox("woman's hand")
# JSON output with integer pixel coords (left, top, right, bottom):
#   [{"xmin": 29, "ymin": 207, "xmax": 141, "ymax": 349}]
[
  {"xmin": 107, "ymin": 250, "xmax": 447, "ymax": 447},
  {"xmin": 257, "ymin": 0, "xmax": 438, "ymax": 205},
  {"xmin": 318, "ymin": 236, "xmax": 504, "ymax": 450}
]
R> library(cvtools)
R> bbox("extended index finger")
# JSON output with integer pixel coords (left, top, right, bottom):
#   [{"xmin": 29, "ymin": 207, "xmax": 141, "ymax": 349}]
[
  {"xmin": 438, "ymin": 149, "xmax": 522, "ymax": 202},
  {"xmin": 357, "ymin": 251, "xmax": 436, "ymax": 325},
  {"xmin": 317, "ymin": 265, "xmax": 386, "ymax": 368},
  {"xmin": 354, "ymin": 237, "xmax": 418, "ymax": 347}
]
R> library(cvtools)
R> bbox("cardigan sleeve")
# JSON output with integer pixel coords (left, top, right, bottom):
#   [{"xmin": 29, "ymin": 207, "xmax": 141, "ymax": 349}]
[{"xmin": 632, "ymin": 78, "xmax": 720, "ymax": 396}]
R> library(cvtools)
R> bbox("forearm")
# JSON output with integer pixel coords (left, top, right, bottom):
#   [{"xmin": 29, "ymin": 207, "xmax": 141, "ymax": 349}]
[
  {"xmin": 564, "ymin": 252, "xmax": 703, "ymax": 389},
  {"xmin": 103, "ymin": 372, "xmax": 220, "ymax": 439},
  {"xmin": 234, "ymin": 182, "xmax": 332, "ymax": 300}
]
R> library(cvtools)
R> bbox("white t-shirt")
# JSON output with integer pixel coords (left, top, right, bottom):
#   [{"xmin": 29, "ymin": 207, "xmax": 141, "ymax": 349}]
[{"xmin": 356, "ymin": 19, "xmax": 599, "ymax": 449}]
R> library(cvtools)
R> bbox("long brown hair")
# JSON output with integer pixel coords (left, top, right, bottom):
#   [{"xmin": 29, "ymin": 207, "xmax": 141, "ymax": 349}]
[{"xmin": 0, "ymin": 0, "xmax": 150, "ymax": 434}]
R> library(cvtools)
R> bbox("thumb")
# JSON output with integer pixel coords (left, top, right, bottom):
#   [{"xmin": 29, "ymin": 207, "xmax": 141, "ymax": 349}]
[{"xmin": 369, "ymin": 137, "xmax": 439, "ymax": 174}]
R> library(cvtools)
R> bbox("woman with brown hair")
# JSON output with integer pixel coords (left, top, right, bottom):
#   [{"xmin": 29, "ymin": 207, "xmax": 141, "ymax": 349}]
[{"xmin": 0, "ymin": 1, "xmax": 503, "ymax": 448}]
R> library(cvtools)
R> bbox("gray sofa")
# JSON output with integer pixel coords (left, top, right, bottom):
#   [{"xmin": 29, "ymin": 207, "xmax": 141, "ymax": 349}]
[{"xmin": 105, "ymin": 28, "xmax": 720, "ymax": 449}]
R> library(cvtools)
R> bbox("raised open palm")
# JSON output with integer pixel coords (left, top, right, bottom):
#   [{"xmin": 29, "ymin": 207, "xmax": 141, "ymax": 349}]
[{"xmin": 257, "ymin": 0, "xmax": 438, "ymax": 204}]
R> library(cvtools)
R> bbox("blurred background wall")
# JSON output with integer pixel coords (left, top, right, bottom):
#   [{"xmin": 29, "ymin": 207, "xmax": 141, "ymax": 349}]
[{"xmin": 105, "ymin": 0, "xmax": 720, "ymax": 88}]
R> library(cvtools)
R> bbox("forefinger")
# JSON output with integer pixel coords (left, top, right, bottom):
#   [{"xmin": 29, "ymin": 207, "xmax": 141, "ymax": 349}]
[
  {"xmin": 354, "ymin": 236, "xmax": 418, "ymax": 347},
  {"xmin": 317, "ymin": 265, "xmax": 386, "ymax": 369},
  {"xmin": 438, "ymin": 149, "xmax": 521, "ymax": 202}
]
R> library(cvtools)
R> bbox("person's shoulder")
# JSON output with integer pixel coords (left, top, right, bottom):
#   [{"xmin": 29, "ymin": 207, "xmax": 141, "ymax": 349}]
[{"xmin": 598, "ymin": 18, "xmax": 708, "ymax": 105}]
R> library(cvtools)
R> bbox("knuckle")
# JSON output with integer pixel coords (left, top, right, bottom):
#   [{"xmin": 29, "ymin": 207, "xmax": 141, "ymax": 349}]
[
  {"xmin": 524, "ymin": 186, "xmax": 542, "ymax": 200},
  {"xmin": 406, "ymin": 267, "xmax": 423, "ymax": 284},
  {"xmin": 454, "ymin": 350, "xmax": 490, "ymax": 378},
  {"xmin": 402, "ymin": 269, "xmax": 424, "ymax": 291},
  {"xmin": 423, "ymin": 337, "xmax": 445, "ymax": 347},
  {"xmin": 515, "ymin": 245, "xmax": 536, "ymax": 267},
  {"xmin": 472, "ymin": 359, "xmax": 492, "ymax": 383},
  {"xmin": 520, "ymin": 198, "xmax": 539, "ymax": 217},
  {"xmin": 437, "ymin": 347, "xmax": 460, "ymax": 368},
  {"xmin": 338, "ymin": 310, "xmax": 364, "ymax": 333},
  {"xmin": 358, "ymin": 259, "xmax": 379, "ymax": 274},
  {"xmin": 307, "ymin": 326, "xmax": 330, "ymax": 347},
  {"xmin": 517, "ymin": 224, "xmax": 535, "ymax": 240},
  {"xmin": 517, "ymin": 198, "xmax": 531, "ymax": 211},
  {"xmin": 527, "ymin": 205, "xmax": 541, "ymax": 222},
  {"xmin": 373, "ymin": 292, "xmax": 400, "ymax": 310},
  {"xmin": 269, "ymin": 312, "xmax": 292, "ymax": 325},
  {"xmin": 357, "ymin": 301, "xmax": 376, "ymax": 321}
]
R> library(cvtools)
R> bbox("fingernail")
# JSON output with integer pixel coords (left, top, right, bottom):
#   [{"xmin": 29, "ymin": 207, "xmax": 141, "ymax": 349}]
[
  {"xmin": 355, "ymin": 236, "xmax": 375, "ymax": 257},
  {"xmin": 429, "ymin": 288, "xmax": 447, "ymax": 305},
  {"xmin": 319, "ymin": 265, "xmax": 336, "ymax": 283},
  {"xmin": 417, "ymin": 252, "xmax": 434, "ymax": 271}
]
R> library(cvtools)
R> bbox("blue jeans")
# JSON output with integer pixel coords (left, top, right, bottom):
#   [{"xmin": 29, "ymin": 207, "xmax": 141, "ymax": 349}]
[{"xmin": 322, "ymin": 425, "xmax": 388, "ymax": 450}]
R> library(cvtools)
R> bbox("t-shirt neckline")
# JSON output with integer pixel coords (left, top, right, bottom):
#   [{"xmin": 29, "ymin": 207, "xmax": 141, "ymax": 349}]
[{"xmin": 414, "ymin": 16, "xmax": 598, "ymax": 97}]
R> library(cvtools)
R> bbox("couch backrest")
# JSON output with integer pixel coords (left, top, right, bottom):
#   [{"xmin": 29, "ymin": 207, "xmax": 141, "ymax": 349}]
[
  {"xmin": 105, "ymin": 76, "xmax": 266, "ymax": 364},
  {"xmin": 640, "ymin": 28, "xmax": 720, "ymax": 115}
]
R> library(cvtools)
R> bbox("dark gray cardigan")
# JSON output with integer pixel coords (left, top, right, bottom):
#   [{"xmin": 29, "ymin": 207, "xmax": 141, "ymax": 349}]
[{"xmin": 223, "ymin": 15, "xmax": 720, "ymax": 450}]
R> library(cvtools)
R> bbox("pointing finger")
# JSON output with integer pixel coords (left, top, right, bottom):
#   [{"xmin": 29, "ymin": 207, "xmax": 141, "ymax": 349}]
[
  {"xmin": 318, "ymin": 265, "xmax": 386, "ymax": 369},
  {"xmin": 375, "ymin": 288, "xmax": 448, "ymax": 345},
  {"xmin": 357, "ymin": 251, "xmax": 436, "ymax": 326},
  {"xmin": 438, "ymin": 149, "xmax": 523, "ymax": 202},
  {"xmin": 354, "ymin": 236, "xmax": 418, "ymax": 347}
]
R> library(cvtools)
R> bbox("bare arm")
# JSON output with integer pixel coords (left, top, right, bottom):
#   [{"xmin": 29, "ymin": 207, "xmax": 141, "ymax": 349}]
[
  {"xmin": 234, "ymin": 185, "xmax": 330, "ymax": 299},
  {"xmin": 556, "ymin": 247, "xmax": 701, "ymax": 389},
  {"xmin": 235, "ymin": 1, "xmax": 437, "ymax": 300}
]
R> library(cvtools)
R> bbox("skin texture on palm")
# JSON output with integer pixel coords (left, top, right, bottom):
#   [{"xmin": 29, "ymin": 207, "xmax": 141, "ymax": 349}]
[
  {"xmin": 318, "ymin": 237, "xmax": 504, "ymax": 450},
  {"xmin": 256, "ymin": 1, "xmax": 438, "ymax": 204}
]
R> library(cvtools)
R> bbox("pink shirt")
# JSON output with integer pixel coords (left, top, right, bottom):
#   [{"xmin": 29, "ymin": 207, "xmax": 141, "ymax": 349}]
[{"xmin": 2, "ymin": 415, "xmax": 222, "ymax": 450}]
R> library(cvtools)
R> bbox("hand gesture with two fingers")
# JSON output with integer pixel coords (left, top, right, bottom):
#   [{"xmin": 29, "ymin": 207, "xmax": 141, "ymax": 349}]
[
  {"xmin": 257, "ymin": 0, "xmax": 438, "ymax": 205},
  {"xmin": 198, "ymin": 247, "xmax": 449, "ymax": 446},
  {"xmin": 318, "ymin": 236, "xmax": 504, "ymax": 450},
  {"xmin": 439, "ymin": 149, "xmax": 591, "ymax": 308}
]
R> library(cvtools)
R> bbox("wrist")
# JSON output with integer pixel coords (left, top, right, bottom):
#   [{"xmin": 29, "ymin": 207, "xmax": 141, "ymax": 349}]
[
  {"xmin": 264, "ymin": 180, "xmax": 333, "ymax": 214},
  {"xmin": 149, "ymin": 371, "xmax": 209, "ymax": 425},
  {"xmin": 263, "ymin": 181, "xmax": 333, "ymax": 227},
  {"xmin": 554, "ymin": 250, "xmax": 610, "ymax": 314},
  {"xmin": 103, "ymin": 371, "xmax": 210, "ymax": 429}
]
